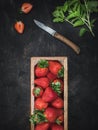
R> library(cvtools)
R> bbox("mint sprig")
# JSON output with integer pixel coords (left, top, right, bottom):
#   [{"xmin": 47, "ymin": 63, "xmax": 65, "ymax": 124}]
[{"xmin": 52, "ymin": 0, "xmax": 98, "ymax": 37}]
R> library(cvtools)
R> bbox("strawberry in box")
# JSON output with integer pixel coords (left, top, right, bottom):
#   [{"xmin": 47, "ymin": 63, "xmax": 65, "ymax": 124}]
[
  {"xmin": 51, "ymin": 97, "xmax": 64, "ymax": 109},
  {"xmin": 34, "ymin": 77, "xmax": 49, "ymax": 89},
  {"xmin": 33, "ymin": 86, "xmax": 43, "ymax": 97},
  {"xmin": 34, "ymin": 98, "xmax": 48, "ymax": 110},
  {"xmin": 35, "ymin": 60, "xmax": 49, "ymax": 77},
  {"xmin": 48, "ymin": 60, "xmax": 64, "ymax": 78},
  {"xmin": 35, "ymin": 122, "xmax": 50, "ymax": 130},
  {"xmin": 42, "ymin": 87, "xmax": 58, "ymax": 102}
]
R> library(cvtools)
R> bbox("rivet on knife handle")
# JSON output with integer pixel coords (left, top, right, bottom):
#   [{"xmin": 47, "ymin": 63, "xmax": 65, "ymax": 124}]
[{"xmin": 54, "ymin": 32, "xmax": 80, "ymax": 54}]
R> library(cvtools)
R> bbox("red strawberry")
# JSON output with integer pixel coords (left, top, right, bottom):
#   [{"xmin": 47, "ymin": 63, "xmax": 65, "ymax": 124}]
[
  {"xmin": 56, "ymin": 114, "xmax": 64, "ymax": 125},
  {"xmin": 35, "ymin": 122, "xmax": 50, "ymax": 130},
  {"xmin": 44, "ymin": 107, "xmax": 58, "ymax": 122},
  {"xmin": 56, "ymin": 108, "xmax": 64, "ymax": 117},
  {"xmin": 14, "ymin": 21, "xmax": 24, "ymax": 34},
  {"xmin": 51, "ymin": 124, "xmax": 64, "ymax": 130},
  {"xmin": 49, "ymin": 61, "xmax": 64, "ymax": 78},
  {"xmin": 21, "ymin": 3, "xmax": 33, "ymax": 14},
  {"xmin": 42, "ymin": 87, "xmax": 58, "ymax": 102},
  {"xmin": 51, "ymin": 97, "xmax": 64, "ymax": 108},
  {"xmin": 34, "ymin": 98, "xmax": 48, "ymax": 110},
  {"xmin": 47, "ymin": 72, "xmax": 57, "ymax": 82},
  {"xmin": 35, "ymin": 60, "xmax": 49, "ymax": 77},
  {"xmin": 33, "ymin": 86, "xmax": 43, "ymax": 97},
  {"xmin": 51, "ymin": 79, "xmax": 64, "ymax": 95},
  {"xmin": 29, "ymin": 108, "xmax": 63, "ymax": 124},
  {"xmin": 34, "ymin": 77, "xmax": 49, "ymax": 89}
]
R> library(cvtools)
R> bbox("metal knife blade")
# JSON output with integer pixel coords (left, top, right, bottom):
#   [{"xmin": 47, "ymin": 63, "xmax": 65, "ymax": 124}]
[
  {"xmin": 34, "ymin": 19, "xmax": 56, "ymax": 36},
  {"xmin": 34, "ymin": 19, "xmax": 80, "ymax": 54}
]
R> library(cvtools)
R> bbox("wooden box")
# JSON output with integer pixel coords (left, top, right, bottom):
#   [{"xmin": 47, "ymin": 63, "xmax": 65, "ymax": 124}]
[{"xmin": 30, "ymin": 57, "xmax": 68, "ymax": 130}]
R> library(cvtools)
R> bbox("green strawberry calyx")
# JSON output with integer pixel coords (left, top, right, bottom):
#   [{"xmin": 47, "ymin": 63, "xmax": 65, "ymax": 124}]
[
  {"xmin": 51, "ymin": 81, "xmax": 62, "ymax": 95},
  {"xmin": 38, "ymin": 60, "xmax": 49, "ymax": 68},
  {"xmin": 56, "ymin": 119, "xmax": 62, "ymax": 125},
  {"xmin": 29, "ymin": 110, "xmax": 47, "ymax": 124},
  {"xmin": 33, "ymin": 88, "xmax": 41, "ymax": 96},
  {"xmin": 58, "ymin": 67, "xmax": 64, "ymax": 78}
]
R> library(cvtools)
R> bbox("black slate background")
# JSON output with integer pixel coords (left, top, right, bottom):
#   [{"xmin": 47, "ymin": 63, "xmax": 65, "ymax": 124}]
[{"xmin": 0, "ymin": 0, "xmax": 98, "ymax": 130}]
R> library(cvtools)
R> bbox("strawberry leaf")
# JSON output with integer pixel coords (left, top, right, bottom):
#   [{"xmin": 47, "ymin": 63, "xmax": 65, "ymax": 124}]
[
  {"xmin": 33, "ymin": 88, "xmax": 41, "ymax": 96},
  {"xmin": 58, "ymin": 67, "xmax": 64, "ymax": 78},
  {"xmin": 38, "ymin": 60, "xmax": 48, "ymax": 68},
  {"xmin": 51, "ymin": 81, "xmax": 62, "ymax": 95},
  {"xmin": 29, "ymin": 110, "xmax": 46, "ymax": 124}
]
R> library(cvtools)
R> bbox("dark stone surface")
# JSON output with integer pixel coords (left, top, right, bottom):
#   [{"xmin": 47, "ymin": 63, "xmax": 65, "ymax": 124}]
[{"xmin": 0, "ymin": 0, "xmax": 98, "ymax": 130}]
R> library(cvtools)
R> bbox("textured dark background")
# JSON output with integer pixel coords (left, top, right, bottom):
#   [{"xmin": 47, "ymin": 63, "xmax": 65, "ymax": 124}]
[{"xmin": 0, "ymin": 0, "xmax": 98, "ymax": 130}]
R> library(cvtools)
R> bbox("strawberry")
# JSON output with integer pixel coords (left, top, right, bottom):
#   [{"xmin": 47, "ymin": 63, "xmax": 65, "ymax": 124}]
[
  {"xmin": 44, "ymin": 107, "xmax": 58, "ymax": 123},
  {"xmin": 35, "ymin": 122, "xmax": 50, "ymax": 130},
  {"xmin": 56, "ymin": 108, "xmax": 64, "ymax": 117},
  {"xmin": 42, "ymin": 87, "xmax": 58, "ymax": 102},
  {"xmin": 14, "ymin": 21, "xmax": 24, "ymax": 34},
  {"xmin": 30, "ymin": 107, "xmax": 58, "ymax": 124},
  {"xmin": 51, "ymin": 97, "xmax": 64, "ymax": 108},
  {"xmin": 35, "ymin": 60, "xmax": 49, "ymax": 77},
  {"xmin": 33, "ymin": 86, "xmax": 43, "ymax": 97},
  {"xmin": 51, "ymin": 123, "xmax": 64, "ymax": 130},
  {"xmin": 49, "ymin": 61, "xmax": 64, "ymax": 78},
  {"xmin": 29, "ymin": 107, "xmax": 64, "ymax": 125},
  {"xmin": 47, "ymin": 72, "xmax": 57, "ymax": 82},
  {"xmin": 34, "ymin": 98, "xmax": 48, "ymax": 110},
  {"xmin": 34, "ymin": 77, "xmax": 49, "ymax": 89},
  {"xmin": 21, "ymin": 3, "xmax": 33, "ymax": 14},
  {"xmin": 56, "ymin": 114, "xmax": 64, "ymax": 125},
  {"xmin": 51, "ymin": 79, "xmax": 64, "ymax": 95}
]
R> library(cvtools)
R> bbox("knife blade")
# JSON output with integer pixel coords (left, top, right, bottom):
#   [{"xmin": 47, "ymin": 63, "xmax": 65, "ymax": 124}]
[{"xmin": 34, "ymin": 19, "xmax": 80, "ymax": 54}]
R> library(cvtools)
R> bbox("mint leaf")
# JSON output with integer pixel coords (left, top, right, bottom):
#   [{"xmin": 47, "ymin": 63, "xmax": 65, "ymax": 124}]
[
  {"xmin": 79, "ymin": 28, "xmax": 87, "ymax": 37},
  {"xmin": 73, "ymin": 20, "xmax": 84, "ymax": 27},
  {"xmin": 53, "ymin": 17, "xmax": 64, "ymax": 22}
]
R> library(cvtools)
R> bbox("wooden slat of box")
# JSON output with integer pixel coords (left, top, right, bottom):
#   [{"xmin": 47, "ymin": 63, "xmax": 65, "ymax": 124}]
[{"xmin": 30, "ymin": 57, "xmax": 68, "ymax": 130}]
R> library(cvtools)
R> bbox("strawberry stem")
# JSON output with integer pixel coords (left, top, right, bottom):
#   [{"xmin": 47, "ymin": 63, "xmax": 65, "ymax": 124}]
[
  {"xmin": 38, "ymin": 60, "xmax": 49, "ymax": 68},
  {"xmin": 33, "ymin": 88, "xmax": 41, "ymax": 96},
  {"xmin": 56, "ymin": 119, "xmax": 62, "ymax": 125},
  {"xmin": 29, "ymin": 110, "xmax": 46, "ymax": 124},
  {"xmin": 58, "ymin": 67, "xmax": 64, "ymax": 78},
  {"xmin": 51, "ymin": 81, "xmax": 62, "ymax": 95}
]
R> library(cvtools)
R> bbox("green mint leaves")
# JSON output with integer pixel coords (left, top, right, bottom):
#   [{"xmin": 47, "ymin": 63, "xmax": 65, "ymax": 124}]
[{"xmin": 52, "ymin": 0, "xmax": 98, "ymax": 37}]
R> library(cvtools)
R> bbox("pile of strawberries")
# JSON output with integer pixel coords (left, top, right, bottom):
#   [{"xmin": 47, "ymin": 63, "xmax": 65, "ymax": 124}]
[{"xmin": 30, "ymin": 59, "xmax": 64, "ymax": 130}]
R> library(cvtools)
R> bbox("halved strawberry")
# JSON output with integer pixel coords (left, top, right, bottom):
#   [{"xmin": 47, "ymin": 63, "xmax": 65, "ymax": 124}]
[
  {"xmin": 49, "ymin": 61, "xmax": 64, "ymax": 78},
  {"xmin": 34, "ymin": 77, "xmax": 49, "ymax": 89},
  {"xmin": 14, "ymin": 21, "xmax": 24, "ymax": 34},
  {"xmin": 21, "ymin": 3, "xmax": 33, "ymax": 14},
  {"xmin": 35, "ymin": 60, "xmax": 49, "ymax": 77},
  {"xmin": 33, "ymin": 86, "xmax": 43, "ymax": 97}
]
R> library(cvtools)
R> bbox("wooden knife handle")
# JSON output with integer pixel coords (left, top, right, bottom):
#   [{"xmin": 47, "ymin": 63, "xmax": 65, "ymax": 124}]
[{"xmin": 54, "ymin": 32, "xmax": 80, "ymax": 54}]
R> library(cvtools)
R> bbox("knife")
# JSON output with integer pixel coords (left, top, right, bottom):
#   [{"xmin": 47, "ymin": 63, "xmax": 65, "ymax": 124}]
[{"xmin": 34, "ymin": 19, "xmax": 80, "ymax": 54}]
